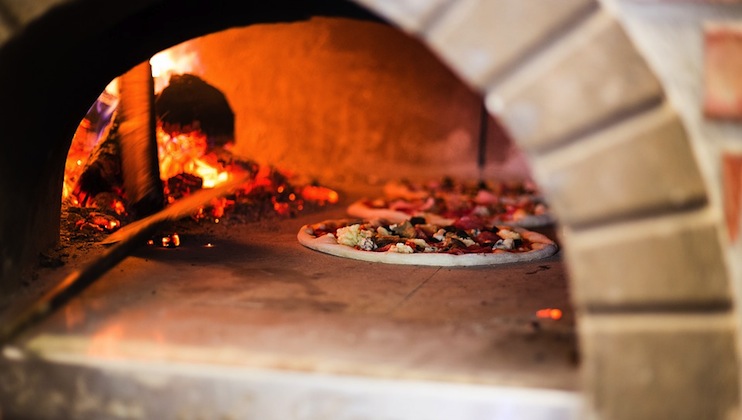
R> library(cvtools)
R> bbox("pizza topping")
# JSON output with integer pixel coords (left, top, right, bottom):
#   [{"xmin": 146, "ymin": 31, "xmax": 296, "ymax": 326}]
[
  {"xmin": 472, "ymin": 205, "xmax": 490, "ymax": 217},
  {"xmin": 357, "ymin": 178, "xmax": 554, "ymax": 228},
  {"xmin": 474, "ymin": 230, "xmax": 500, "ymax": 245},
  {"xmin": 474, "ymin": 189, "xmax": 498, "ymax": 205},
  {"xmin": 376, "ymin": 226, "xmax": 392, "ymax": 236},
  {"xmin": 390, "ymin": 221, "xmax": 417, "ymax": 238},
  {"xmin": 303, "ymin": 218, "xmax": 552, "ymax": 257},
  {"xmin": 389, "ymin": 243, "xmax": 414, "ymax": 253},
  {"xmin": 497, "ymin": 228, "xmax": 522, "ymax": 241},
  {"xmin": 494, "ymin": 238, "xmax": 516, "ymax": 250},
  {"xmin": 409, "ymin": 216, "xmax": 427, "ymax": 225},
  {"xmin": 299, "ymin": 216, "xmax": 558, "ymax": 265},
  {"xmin": 375, "ymin": 234, "xmax": 402, "ymax": 247},
  {"xmin": 336, "ymin": 224, "xmax": 377, "ymax": 251}
]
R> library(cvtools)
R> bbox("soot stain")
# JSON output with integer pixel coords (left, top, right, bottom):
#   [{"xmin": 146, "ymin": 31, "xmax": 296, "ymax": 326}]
[
  {"xmin": 246, "ymin": 297, "xmax": 347, "ymax": 313},
  {"xmin": 234, "ymin": 266, "xmax": 326, "ymax": 296}
]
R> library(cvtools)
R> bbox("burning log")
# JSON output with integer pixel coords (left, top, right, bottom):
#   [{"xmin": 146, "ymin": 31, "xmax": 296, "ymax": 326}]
[
  {"xmin": 155, "ymin": 73, "xmax": 235, "ymax": 150},
  {"xmin": 73, "ymin": 123, "xmax": 123, "ymax": 206},
  {"xmin": 66, "ymin": 70, "xmax": 338, "ymax": 228}
]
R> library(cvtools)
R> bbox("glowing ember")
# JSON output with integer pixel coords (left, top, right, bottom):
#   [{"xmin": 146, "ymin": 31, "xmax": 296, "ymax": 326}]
[
  {"xmin": 301, "ymin": 185, "xmax": 340, "ymax": 204},
  {"xmin": 62, "ymin": 47, "xmax": 340, "ymax": 237},
  {"xmin": 161, "ymin": 233, "xmax": 181, "ymax": 248},
  {"xmin": 75, "ymin": 212, "xmax": 121, "ymax": 233},
  {"xmin": 157, "ymin": 128, "xmax": 209, "ymax": 180},
  {"xmin": 536, "ymin": 308, "xmax": 563, "ymax": 320}
]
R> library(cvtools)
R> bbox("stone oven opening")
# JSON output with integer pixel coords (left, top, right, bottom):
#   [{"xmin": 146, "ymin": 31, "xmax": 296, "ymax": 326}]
[
  {"xmin": 2, "ymin": 11, "xmax": 579, "ymax": 420},
  {"xmin": 1, "ymin": 1, "xmax": 739, "ymax": 419},
  {"xmin": 60, "ymin": 17, "xmax": 538, "ymax": 245}
]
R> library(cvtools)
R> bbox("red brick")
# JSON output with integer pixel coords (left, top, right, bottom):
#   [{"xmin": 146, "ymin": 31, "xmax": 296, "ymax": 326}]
[
  {"xmin": 703, "ymin": 24, "xmax": 742, "ymax": 119},
  {"xmin": 723, "ymin": 152, "xmax": 742, "ymax": 242}
]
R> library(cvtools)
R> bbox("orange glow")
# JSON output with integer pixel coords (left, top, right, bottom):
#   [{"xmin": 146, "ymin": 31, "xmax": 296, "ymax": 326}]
[
  {"xmin": 273, "ymin": 200, "xmax": 290, "ymax": 216},
  {"xmin": 64, "ymin": 302, "xmax": 85, "ymax": 329},
  {"xmin": 112, "ymin": 199, "xmax": 126, "ymax": 215},
  {"xmin": 64, "ymin": 47, "xmax": 341, "ymax": 224},
  {"xmin": 150, "ymin": 45, "xmax": 202, "ymax": 93},
  {"xmin": 62, "ymin": 82, "xmax": 118, "ymax": 203},
  {"xmin": 161, "ymin": 233, "xmax": 181, "ymax": 248},
  {"xmin": 536, "ymin": 308, "xmax": 563, "ymax": 320},
  {"xmin": 87, "ymin": 323, "xmax": 125, "ymax": 358},
  {"xmin": 301, "ymin": 185, "xmax": 340, "ymax": 204},
  {"xmin": 157, "ymin": 128, "xmax": 209, "ymax": 181}
]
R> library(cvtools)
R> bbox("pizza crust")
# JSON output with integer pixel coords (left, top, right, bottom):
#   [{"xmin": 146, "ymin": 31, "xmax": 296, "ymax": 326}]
[
  {"xmin": 346, "ymin": 200, "xmax": 453, "ymax": 226},
  {"xmin": 509, "ymin": 213, "xmax": 556, "ymax": 228},
  {"xmin": 297, "ymin": 220, "xmax": 558, "ymax": 267}
]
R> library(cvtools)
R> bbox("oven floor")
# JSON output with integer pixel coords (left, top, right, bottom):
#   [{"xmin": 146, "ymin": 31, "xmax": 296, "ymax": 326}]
[{"xmin": 1, "ymin": 202, "xmax": 581, "ymax": 419}]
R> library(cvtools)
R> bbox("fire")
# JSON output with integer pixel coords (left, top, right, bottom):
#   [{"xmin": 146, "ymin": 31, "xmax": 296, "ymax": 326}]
[
  {"xmin": 156, "ymin": 126, "xmax": 232, "ymax": 188},
  {"xmin": 150, "ymin": 45, "xmax": 202, "ymax": 94},
  {"xmin": 62, "ymin": 81, "xmax": 118, "ymax": 202},
  {"xmin": 63, "ymin": 45, "xmax": 340, "ymax": 228},
  {"xmin": 301, "ymin": 185, "xmax": 340, "ymax": 204}
]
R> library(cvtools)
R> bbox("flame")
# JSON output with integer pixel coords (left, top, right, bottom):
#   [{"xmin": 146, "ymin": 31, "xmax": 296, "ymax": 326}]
[
  {"xmin": 193, "ymin": 158, "xmax": 230, "ymax": 188},
  {"xmin": 301, "ymin": 185, "xmax": 340, "ymax": 204},
  {"xmin": 150, "ymin": 45, "xmax": 202, "ymax": 94},
  {"xmin": 63, "ymin": 44, "xmax": 341, "ymax": 224},
  {"xmin": 62, "ymin": 81, "xmax": 119, "ymax": 202},
  {"xmin": 536, "ymin": 308, "xmax": 563, "ymax": 320}
]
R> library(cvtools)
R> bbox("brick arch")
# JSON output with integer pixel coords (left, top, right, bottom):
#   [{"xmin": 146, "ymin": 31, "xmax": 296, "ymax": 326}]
[
  {"xmin": 355, "ymin": 1, "xmax": 739, "ymax": 418},
  {"xmin": 0, "ymin": 0, "xmax": 737, "ymax": 418}
]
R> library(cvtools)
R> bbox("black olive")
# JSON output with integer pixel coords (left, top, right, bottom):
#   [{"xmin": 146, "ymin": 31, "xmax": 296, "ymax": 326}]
[
  {"xmin": 409, "ymin": 216, "xmax": 426, "ymax": 225},
  {"xmin": 513, "ymin": 238, "xmax": 523, "ymax": 248},
  {"xmin": 456, "ymin": 230, "xmax": 470, "ymax": 239},
  {"xmin": 444, "ymin": 225, "xmax": 457, "ymax": 232}
]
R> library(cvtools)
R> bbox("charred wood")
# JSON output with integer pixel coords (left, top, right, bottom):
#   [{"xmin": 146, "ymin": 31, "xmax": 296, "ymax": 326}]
[
  {"xmin": 156, "ymin": 74, "xmax": 235, "ymax": 149},
  {"xmin": 118, "ymin": 62, "xmax": 165, "ymax": 219}
]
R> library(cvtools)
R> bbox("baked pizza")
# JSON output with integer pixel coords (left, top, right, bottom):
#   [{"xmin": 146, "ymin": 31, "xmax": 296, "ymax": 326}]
[
  {"xmin": 348, "ymin": 178, "xmax": 553, "ymax": 228},
  {"xmin": 297, "ymin": 216, "xmax": 557, "ymax": 266}
]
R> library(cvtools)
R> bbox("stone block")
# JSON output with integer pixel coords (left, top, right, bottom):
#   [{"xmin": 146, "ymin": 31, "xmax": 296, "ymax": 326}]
[
  {"xmin": 351, "ymin": 0, "xmax": 453, "ymax": 33},
  {"xmin": 703, "ymin": 23, "xmax": 742, "ymax": 119},
  {"xmin": 424, "ymin": 0, "xmax": 595, "ymax": 89},
  {"xmin": 563, "ymin": 209, "xmax": 730, "ymax": 309},
  {"xmin": 0, "ymin": 12, "xmax": 12, "ymax": 45},
  {"xmin": 531, "ymin": 105, "xmax": 707, "ymax": 227},
  {"xmin": 580, "ymin": 313, "xmax": 739, "ymax": 420},
  {"xmin": 489, "ymin": 11, "xmax": 663, "ymax": 152}
]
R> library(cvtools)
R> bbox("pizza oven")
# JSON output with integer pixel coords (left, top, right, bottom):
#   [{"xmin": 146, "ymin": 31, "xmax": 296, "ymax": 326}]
[{"xmin": 1, "ymin": 1, "xmax": 740, "ymax": 419}]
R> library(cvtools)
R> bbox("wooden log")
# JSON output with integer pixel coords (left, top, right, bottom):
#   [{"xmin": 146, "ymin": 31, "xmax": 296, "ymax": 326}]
[
  {"xmin": 118, "ymin": 62, "xmax": 165, "ymax": 219},
  {"xmin": 155, "ymin": 74, "xmax": 235, "ymax": 149}
]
